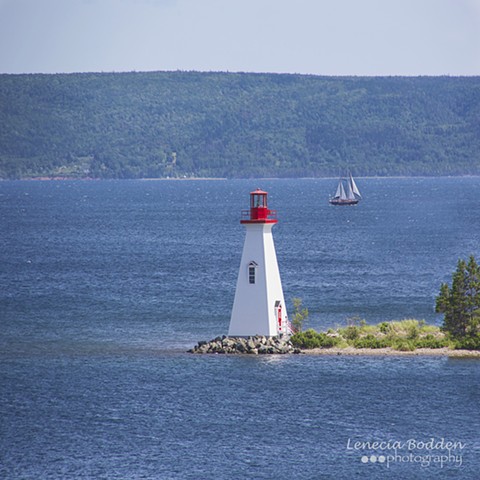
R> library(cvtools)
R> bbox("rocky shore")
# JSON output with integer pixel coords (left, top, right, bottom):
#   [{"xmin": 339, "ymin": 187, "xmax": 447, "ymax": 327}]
[
  {"xmin": 189, "ymin": 335, "xmax": 301, "ymax": 355},
  {"xmin": 188, "ymin": 337, "xmax": 480, "ymax": 357}
]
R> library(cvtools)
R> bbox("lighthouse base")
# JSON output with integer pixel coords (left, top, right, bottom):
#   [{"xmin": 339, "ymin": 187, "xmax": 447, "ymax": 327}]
[{"xmin": 189, "ymin": 335, "xmax": 300, "ymax": 355}]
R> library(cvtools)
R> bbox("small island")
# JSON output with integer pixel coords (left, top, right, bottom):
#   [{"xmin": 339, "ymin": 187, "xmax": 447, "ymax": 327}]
[
  {"xmin": 190, "ymin": 256, "xmax": 480, "ymax": 357},
  {"xmin": 189, "ymin": 319, "xmax": 480, "ymax": 357},
  {"xmin": 288, "ymin": 319, "xmax": 480, "ymax": 357}
]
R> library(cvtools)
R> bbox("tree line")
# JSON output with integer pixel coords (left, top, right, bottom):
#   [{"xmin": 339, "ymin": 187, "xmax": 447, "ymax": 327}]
[
  {"xmin": 436, "ymin": 255, "xmax": 480, "ymax": 349},
  {"xmin": 0, "ymin": 71, "xmax": 479, "ymax": 179}
]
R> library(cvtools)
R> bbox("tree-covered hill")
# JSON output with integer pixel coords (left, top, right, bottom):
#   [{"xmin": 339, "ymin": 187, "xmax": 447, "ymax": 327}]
[{"xmin": 1, "ymin": 71, "xmax": 479, "ymax": 178}]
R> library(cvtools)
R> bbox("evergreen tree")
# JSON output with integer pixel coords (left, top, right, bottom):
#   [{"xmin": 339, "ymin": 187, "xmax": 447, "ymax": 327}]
[{"xmin": 436, "ymin": 255, "xmax": 480, "ymax": 338}]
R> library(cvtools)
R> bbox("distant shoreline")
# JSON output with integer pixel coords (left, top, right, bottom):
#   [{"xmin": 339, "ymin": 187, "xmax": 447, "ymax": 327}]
[
  {"xmin": 3, "ymin": 176, "xmax": 228, "ymax": 181},
  {"xmin": 140, "ymin": 177, "xmax": 227, "ymax": 181},
  {"xmin": 301, "ymin": 347, "xmax": 480, "ymax": 357},
  {"xmin": 4, "ymin": 174, "xmax": 480, "ymax": 182}
]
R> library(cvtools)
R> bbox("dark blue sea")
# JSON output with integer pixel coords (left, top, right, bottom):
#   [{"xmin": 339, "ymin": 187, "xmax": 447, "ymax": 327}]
[{"xmin": 1, "ymin": 178, "xmax": 479, "ymax": 479}]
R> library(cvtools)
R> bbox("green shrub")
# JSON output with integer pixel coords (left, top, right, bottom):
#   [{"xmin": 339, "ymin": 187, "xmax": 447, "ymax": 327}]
[
  {"xmin": 378, "ymin": 322, "xmax": 391, "ymax": 334},
  {"xmin": 389, "ymin": 319, "xmax": 421, "ymax": 336},
  {"xmin": 321, "ymin": 335, "xmax": 342, "ymax": 348},
  {"xmin": 419, "ymin": 324, "xmax": 439, "ymax": 334},
  {"xmin": 360, "ymin": 325, "xmax": 377, "ymax": 335},
  {"xmin": 353, "ymin": 335, "xmax": 390, "ymax": 349},
  {"xmin": 454, "ymin": 334, "xmax": 480, "ymax": 350},
  {"xmin": 393, "ymin": 339, "xmax": 416, "ymax": 351},
  {"xmin": 291, "ymin": 329, "xmax": 341, "ymax": 349},
  {"xmin": 406, "ymin": 324, "xmax": 420, "ymax": 340},
  {"xmin": 414, "ymin": 335, "xmax": 450, "ymax": 349},
  {"xmin": 291, "ymin": 330, "xmax": 317, "ymax": 349},
  {"xmin": 340, "ymin": 325, "xmax": 360, "ymax": 340},
  {"xmin": 290, "ymin": 319, "xmax": 480, "ymax": 351}
]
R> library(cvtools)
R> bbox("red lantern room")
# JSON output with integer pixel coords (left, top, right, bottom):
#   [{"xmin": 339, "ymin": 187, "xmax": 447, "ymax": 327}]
[{"xmin": 240, "ymin": 189, "xmax": 277, "ymax": 224}]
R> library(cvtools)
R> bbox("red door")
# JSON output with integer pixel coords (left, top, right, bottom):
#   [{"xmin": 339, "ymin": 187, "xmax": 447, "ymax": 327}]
[{"xmin": 277, "ymin": 304, "xmax": 282, "ymax": 333}]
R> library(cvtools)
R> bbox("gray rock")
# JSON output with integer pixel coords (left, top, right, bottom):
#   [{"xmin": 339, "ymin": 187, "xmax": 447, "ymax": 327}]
[
  {"xmin": 222, "ymin": 338, "xmax": 235, "ymax": 347},
  {"xmin": 189, "ymin": 334, "xmax": 295, "ymax": 354},
  {"xmin": 235, "ymin": 342, "xmax": 246, "ymax": 353}
]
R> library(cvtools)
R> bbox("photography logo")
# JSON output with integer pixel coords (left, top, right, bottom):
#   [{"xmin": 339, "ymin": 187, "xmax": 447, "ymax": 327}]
[{"xmin": 346, "ymin": 437, "xmax": 466, "ymax": 469}]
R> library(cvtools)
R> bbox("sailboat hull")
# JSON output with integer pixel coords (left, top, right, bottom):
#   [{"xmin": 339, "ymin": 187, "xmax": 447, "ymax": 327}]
[{"xmin": 329, "ymin": 198, "xmax": 359, "ymax": 206}]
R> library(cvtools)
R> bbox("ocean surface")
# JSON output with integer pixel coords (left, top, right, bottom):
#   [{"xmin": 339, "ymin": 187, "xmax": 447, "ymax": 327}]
[{"xmin": 1, "ymin": 177, "xmax": 479, "ymax": 479}]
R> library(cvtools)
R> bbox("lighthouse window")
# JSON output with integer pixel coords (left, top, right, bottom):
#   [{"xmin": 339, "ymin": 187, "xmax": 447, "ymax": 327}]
[
  {"xmin": 252, "ymin": 194, "xmax": 266, "ymax": 208},
  {"xmin": 248, "ymin": 262, "xmax": 258, "ymax": 284},
  {"xmin": 249, "ymin": 266, "xmax": 256, "ymax": 284}
]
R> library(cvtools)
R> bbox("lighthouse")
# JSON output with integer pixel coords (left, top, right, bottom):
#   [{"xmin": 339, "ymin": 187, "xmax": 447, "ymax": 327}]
[{"xmin": 228, "ymin": 189, "xmax": 289, "ymax": 337}]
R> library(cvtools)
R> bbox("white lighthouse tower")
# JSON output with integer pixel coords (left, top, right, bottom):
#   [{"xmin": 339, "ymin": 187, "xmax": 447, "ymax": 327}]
[{"xmin": 228, "ymin": 189, "xmax": 289, "ymax": 337}]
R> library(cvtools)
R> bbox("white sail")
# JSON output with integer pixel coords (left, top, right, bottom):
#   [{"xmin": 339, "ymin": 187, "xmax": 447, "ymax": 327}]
[
  {"xmin": 346, "ymin": 179, "xmax": 355, "ymax": 200},
  {"xmin": 334, "ymin": 179, "xmax": 343, "ymax": 198},
  {"xmin": 349, "ymin": 173, "xmax": 361, "ymax": 198},
  {"xmin": 339, "ymin": 181, "xmax": 347, "ymax": 200}
]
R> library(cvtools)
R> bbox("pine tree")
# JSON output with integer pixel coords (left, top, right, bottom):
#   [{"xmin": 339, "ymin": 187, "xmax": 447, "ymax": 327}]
[{"xmin": 436, "ymin": 255, "xmax": 480, "ymax": 338}]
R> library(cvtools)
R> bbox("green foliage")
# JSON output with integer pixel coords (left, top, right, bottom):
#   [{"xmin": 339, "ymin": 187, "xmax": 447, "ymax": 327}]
[
  {"xmin": 453, "ymin": 333, "xmax": 480, "ymax": 351},
  {"xmin": 292, "ymin": 318, "xmax": 463, "ymax": 351},
  {"xmin": 338, "ymin": 316, "xmax": 366, "ymax": 339},
  {"xmin": 353, "ymin": 334, "xmax": 390, "ymax": 349},
  {"xmin": 340, "ymin": 325, "xmax": 360, "ymax": 340},
  {"xmin": 389, "ymin": 319, "xmax": 421, "ymax": 334},
  {"xmin": 414, "ymin": 334, "xmax": 450, "ymax": 349},
  {"xmin": 392, "ymin": 339, "xmax": 417, "ymax": 352},
  {"xmin": 290, "ymin": 329, "xmax": 341, "ymax": 349},
  {"xmin": 1, "ymin": 72, "xmax": 480, "ymax": 179},
  {"xmin": 436, "ymin": 255, "xmax": 480, "ymax": 339},
  {"xmin": 378, "ymin": 322, "xmax": 391, "ymax": 334},
  {"xmin": 291, "ymin": 297, "xmax": 309, "ymax": 333},
  {"xmin": 406, "ymin": 323, "xmax": 420, "ymax": 340}
]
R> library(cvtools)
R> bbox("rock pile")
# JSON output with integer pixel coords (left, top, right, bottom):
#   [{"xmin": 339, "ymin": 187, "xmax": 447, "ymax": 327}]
[{"xmin": 189, "ymin": 335, "xmax": 301, "ymax": 355}]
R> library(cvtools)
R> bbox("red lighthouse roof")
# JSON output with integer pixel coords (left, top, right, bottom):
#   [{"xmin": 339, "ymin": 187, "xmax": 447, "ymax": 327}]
[
  {"xmin": 250, "ymin": 188, "xmax": 268, "ymax": 195},
  {"xmin": 241, "ymin": 188, "xmax": 277, "ymax": 224}
]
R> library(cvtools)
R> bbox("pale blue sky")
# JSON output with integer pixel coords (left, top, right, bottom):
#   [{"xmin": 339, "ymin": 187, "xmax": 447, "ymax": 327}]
[{"xmin": 0, "ymin": 0, "xmax": 479, "ymax": 75}]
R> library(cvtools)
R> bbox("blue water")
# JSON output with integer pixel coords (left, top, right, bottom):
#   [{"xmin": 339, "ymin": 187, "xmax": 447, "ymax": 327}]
[{"xmin": 1, "ymin": 178, "xmax": 479, "ymax": 479}]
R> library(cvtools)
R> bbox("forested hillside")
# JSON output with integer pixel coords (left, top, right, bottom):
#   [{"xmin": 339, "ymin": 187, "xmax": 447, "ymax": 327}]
[{"xmin": 1, "ymin": 71, "xmax": 479, "ymax": 178}]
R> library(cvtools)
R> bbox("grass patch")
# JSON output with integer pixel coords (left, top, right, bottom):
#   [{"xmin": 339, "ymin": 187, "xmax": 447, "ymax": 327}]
[
  {"xmin": 292, "ymin": 319, "xmax": 459, "ymax": 351},
  {"xmin": 414, "ymin": 334, "xmax": 451, "ymax": 349},
  {"xmin": 353, "ymin": 334, "xmax": 390, "ymax": 349},
  {"xmin": 392, "ymin": 339, "xmax": 417, "ymax": 352}
]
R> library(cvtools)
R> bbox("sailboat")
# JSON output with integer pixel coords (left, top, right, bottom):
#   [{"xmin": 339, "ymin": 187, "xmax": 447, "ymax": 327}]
[{"xmin": 329, "ymin": 172, "xmax": 362, "ymax": 205}]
